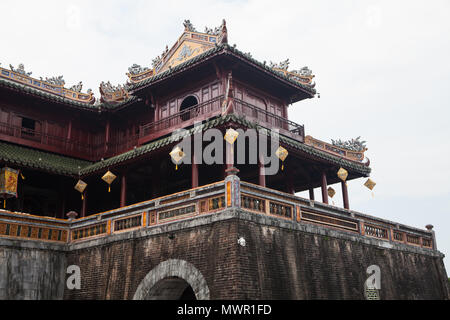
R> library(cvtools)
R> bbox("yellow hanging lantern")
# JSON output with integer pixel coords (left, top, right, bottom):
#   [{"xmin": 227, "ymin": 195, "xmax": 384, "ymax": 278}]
[
  {"xmin": 338, "ymin": 167, "xmax": 349, "ymax": 182},
  {"xmin": 224, "ymin": 128, "xmax": 239, "ymax": 157},
  {"xmin": 74, "ymin": 180, "xmax": 87, "ymax": 200},
  {"xmin": 224, "ymin": 128, "xmax": 239, "ymax": 145},
  {"xmin": 0, "ymin": 167, "xmax": 19, "ymax": 209},
  {"xmin": 170, "ymin": 146, "xmax": 186, "ymax": 171},
  {"xmin": 102, "ymin": 171, "xmax": 117, "ymax": 193},
  {"xmin": 328, "ymin": 187, "xmax": 336, "ymax": 199},
  {"xmin": 365, "ymin": 179, "xmax": 377, "ymax": 198},
  {"xmin": 276, "ymin": 146, "xmax": 289, "ymax": 171},
  {"xmin": 328, "ymin": 187, "xmax": 337, "ymax": 206}
]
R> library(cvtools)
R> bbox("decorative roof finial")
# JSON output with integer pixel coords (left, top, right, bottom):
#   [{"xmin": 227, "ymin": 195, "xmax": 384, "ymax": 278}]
[
  {"xmin": 10, "ymin": 63, "xmax": 32, "ymax": 76},
  {"xmin": 219, "ymin": 19, "xmax": 228, "ymax": 45},
  {"xmin": 331, "ymin": 137, "xmax": 368, "ymax": 152},
  {"xmin": 41, "ymin": 75, "xmax": 65, "ymax": 86},
  {"xmin": 183, "ymin": 20, "xmax": 197, "ymax": 32},
  {"xmin": 69, "ymin": 81, "xmax": 83, "ymax": 92}
]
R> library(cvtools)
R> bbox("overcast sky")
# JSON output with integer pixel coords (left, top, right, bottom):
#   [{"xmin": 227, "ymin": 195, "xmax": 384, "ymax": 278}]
[{"xmin": 1, "ymin": 0, "xmax": 450, "ymax": 273}]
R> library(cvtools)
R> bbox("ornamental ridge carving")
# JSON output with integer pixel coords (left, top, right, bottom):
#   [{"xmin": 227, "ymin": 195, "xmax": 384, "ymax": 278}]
[
  {"xmin": 128, "ymin": 64, "xmax": 149, "ymax": 76},
  {"xmin": 183, "ymin": 20, "xmax": 197, "ymax": 32},
  {"xmin": 270, "ymin": 59, "xmax": 290, "ymax": 71},
  {"xmin": 292, "ymin": 66, "xmax": 313, "ymax": 77},
  {"xmin": 331, "ymin": 137, "xmax": 367, "ymax": 152},
  {"xmin": 10, "ymin": 63, "xmax": 32, "ymax": 76},
  {"xmin": 100, "ymin": 81, "xmax": 128, "ymax": 95},
  {"xmin": 42, "ymin": 76, "xmax": 65, "ymax": 86},
  {"xmin": 69, "ymin": 81, "xmax": 83, "ymax": 93}
]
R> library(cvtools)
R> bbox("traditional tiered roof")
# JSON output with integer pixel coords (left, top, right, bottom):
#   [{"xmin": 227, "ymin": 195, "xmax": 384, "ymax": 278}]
[
  {"xmin": 0, "ymin": 20, "xmax": 371, "ymax": 176},
  {"xmin": 1, "ymin": 20, "xmax": 317, "ymax": 108}
]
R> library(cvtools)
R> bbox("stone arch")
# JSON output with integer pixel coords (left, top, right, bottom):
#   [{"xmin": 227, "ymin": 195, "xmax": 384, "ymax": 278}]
[{"xmin": 133, "ymin": 259, "xmax": 210, "ymax": 300}]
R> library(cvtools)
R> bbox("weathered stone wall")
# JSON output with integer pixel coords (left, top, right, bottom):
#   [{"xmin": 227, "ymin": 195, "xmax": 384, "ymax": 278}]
[
  {"xmin": 64, "ymin": 213, "xmax": 240, "ymax": 300},
  {"xmin": 235, "ymin": 215, "xmax": 450, "ymax": 300},
  {"xmin": 0, "ymin": 239, "xmax": 66, "ymax": 300},
  {"xmin": 62, "ymin": 209, "xmax": 450, "ymax": 300},
  {"xmin": 1, "ymin": 209, "xmax": 448, "ymax": 300}
]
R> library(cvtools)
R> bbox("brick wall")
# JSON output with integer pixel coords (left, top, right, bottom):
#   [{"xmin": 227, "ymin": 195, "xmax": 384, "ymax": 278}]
[
  {"xmin": 63, "ymin": 211, "xmax": 450, "ymax": 300},
  {"xmin": 1, "ymin": 209, "xmax": 448, "ymax": 300}
]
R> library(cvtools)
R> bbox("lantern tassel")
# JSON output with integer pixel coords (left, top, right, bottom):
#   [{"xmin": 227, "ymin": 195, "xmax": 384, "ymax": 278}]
[
  {"xmin": 372, "ymin": 192, "xmax": 375, "ymax": 199},
  {"xmin": 81, "ymin": 194, "xmax": 84, "ymax": 201},
  {"xmin": 108, "ymin": 186, "xmax": 111, "ymax": 193},
  {"xmin": 20, "ymin": 173, "xmax": 25, "ymax": 180},
  {"xmin": 176, "ymin": 164, "xmax": 178, "ymax": 171},
  {"xmin": 3, "ymin": 200, "xmax": 5, "ymax": 209},
  {"xmin": 282, "ymin": 162, "xmax": 285, "ymax": 171}
]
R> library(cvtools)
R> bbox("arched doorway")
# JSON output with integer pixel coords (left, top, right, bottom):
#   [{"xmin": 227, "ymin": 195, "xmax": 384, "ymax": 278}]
[
  {"xmin": 180, "ymin": 96, "xmax": 198, "ymax": 122},
  {"xmin": 133, "ymin": 259, "xmax": 210, "ymax": 300},
  {"xmin": 146, "ymin": 277, "xmax": 197, "ymax": 300}
]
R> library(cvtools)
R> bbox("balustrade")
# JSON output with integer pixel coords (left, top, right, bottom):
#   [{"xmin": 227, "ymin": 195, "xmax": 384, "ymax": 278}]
[{"xmin": 0, "ymin": 180, "xmax": 437, "ymax": 251}]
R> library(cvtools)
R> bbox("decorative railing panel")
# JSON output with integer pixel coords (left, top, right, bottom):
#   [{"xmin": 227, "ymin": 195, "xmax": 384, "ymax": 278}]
[
  {"xmin": 0, "ymin": 221, "xmax": 68, "ymax": 243},
  {"xmin": 301, "ymin": 210, "xmax": 359, "ymax": 232},
  {"xmin": 0, "ymin": 180, "xmax": 437, "ymax": 252},
  {"xmin": 72, "ymin": 223, "xmax": 108, "ymax": 241},
  {"xmin": 113, "ymin": 215, "xmax": 142, "ymax": 233},
  {"xmin": 364, "ymin": 225, "xmax": 389, "ymax": 239},
  {"xmin": 241, "ymin": 194, "xmax": 266, "ymax": 213},
  {"xmin": 269, "ymin": 201, "xmax": 293, "ymax": 219}
]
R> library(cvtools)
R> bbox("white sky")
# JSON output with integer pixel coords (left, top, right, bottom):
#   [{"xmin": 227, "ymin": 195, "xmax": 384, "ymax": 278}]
[{"xmin": 1, "ymin": 0, "xmax": 450, "ymax": 273}]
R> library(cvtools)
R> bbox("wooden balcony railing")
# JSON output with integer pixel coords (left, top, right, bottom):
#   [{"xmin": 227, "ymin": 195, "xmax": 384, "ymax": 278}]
[
  {"xmin": 233, "ymin": 98, "xmax": 305, "ymax": 141},
  {"xmin": 0, "ymin": 121, "xmax": 140, "ymax": 161},
  {"xmin": 140, "ymin": 96, "xmax": 224, "ymax": 138},
  {"xmin": 139, "ymin": 96, "xmax": 306, "ymax": 143},
  {"xmin": 0, "ymin": 121, "xmax": 93, "ymax": 158},
  {"xmin": 0, "ymin": 179, "xmax": 437, "ymax": 253}
]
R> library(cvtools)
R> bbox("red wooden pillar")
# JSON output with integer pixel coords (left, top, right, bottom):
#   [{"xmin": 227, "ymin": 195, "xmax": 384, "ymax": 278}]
[
  {"xmin": 321, "ymin": 171, "xmax": 329, "ymax": 204},
  {"xmin": 192, "ymin": 152, "xmax": 199, "ymax": 189},
  {"xmin": 67, "ymin": 120, "xmax": 72, "ymax": 141},
  {"xmin": 120, "ymin": 173, "xmax": 127, "ymax": 207},
  {"xmin": 105, "ymin": 119, "xmax": 110, "ymax": 154},
  {"xmin": 309, "ymin": 188, "xmax": 315, "ymax": 201},
  {"xmin": 81, "ymin": 191, "xmax": 87, "ymax": 218},
  {"xmin": 342, "ymin": 181, "xmax": 350, "ymax": 210},
  {"xmin": 258, "ymin": 154, "xmax": 266, "ymax": 188}
]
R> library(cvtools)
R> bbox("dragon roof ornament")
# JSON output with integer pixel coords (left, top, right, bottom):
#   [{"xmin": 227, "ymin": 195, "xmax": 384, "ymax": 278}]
[
  {"xmin": 305, "ymin": 136, "xmax": 367, "ymax": 163},
  {"xmin": 270, "ymin": 59, "xmax": 315, "ymax": 88},
  {"xmin": 183, "ymin": 20, "xmax": 197, "ymax": 32},
  {"xmin": 10, "ymin": 63, "xmax": 32, "ymax": 76},
  {"xmin": 99, "ymin": 81, "xmax": 130, "ymax": 104},
  {"xmin": 128, "ymin": 64, "xmax": 149, "ymax": 76},
  {"xmin": 331, "ymin": 137, "xmax": 368, "ymax": 152},
  {"xmin": 42, "ymin": 76, "xmax": 65, "ymax": 86}
]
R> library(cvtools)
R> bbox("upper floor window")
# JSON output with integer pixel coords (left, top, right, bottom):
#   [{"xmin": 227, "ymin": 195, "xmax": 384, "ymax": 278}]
[
  {"xmin": 180, "ymin": 96, "xmax": 199, "ymax": 122},
  {"xmin": 21, "ymin": 117, "xmax": 36, "ymax": 134}
]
